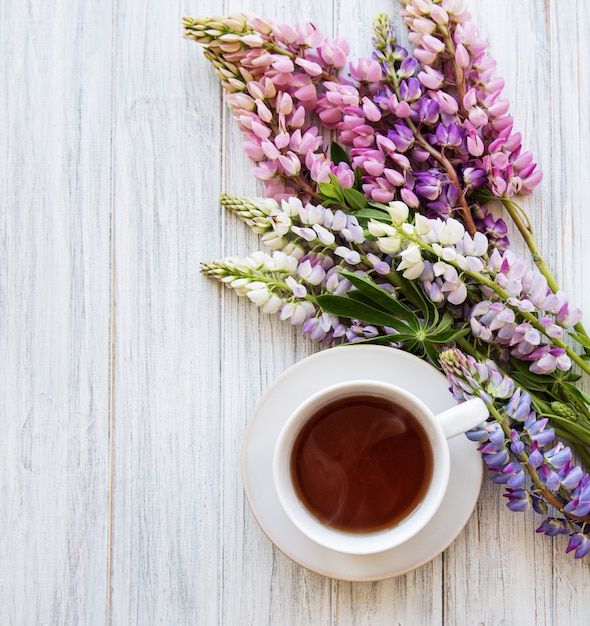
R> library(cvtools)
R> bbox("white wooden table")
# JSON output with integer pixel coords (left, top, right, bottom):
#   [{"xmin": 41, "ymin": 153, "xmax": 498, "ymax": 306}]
[{"xmin": 2, "ymin": 1, "xmax": 590, "ymax": 624}]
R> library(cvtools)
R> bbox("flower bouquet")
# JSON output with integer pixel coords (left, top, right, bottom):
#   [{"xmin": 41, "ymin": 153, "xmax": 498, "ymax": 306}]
[{"xmin": 184, "ymin": 0, "xmax": 590, "ymax": 558}]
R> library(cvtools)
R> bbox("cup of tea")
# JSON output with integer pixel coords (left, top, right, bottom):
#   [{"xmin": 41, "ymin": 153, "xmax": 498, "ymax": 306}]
[{"xmin": 272, "ymin": 379, "xmax": 488, "ymax": 555}]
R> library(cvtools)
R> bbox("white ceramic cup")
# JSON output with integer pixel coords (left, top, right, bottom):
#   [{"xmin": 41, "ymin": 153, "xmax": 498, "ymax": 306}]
[{"xmin": 273, "ymin": 379, "xmax": 488, "ymax": 555}]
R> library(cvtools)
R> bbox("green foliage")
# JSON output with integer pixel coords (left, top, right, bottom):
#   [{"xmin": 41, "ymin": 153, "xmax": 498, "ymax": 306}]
[{"xmin": 316, "ymin": 271, "xmax": 469, "ymax": 367}]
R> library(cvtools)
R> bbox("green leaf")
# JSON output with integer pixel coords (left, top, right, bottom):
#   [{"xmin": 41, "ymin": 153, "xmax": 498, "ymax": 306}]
[
  {"xmin": 330, "ymin": 142, "xmax": 351, "ymax": 166},
  {"xmin": 353, "ymin": 166, "xmax": 363, "ymax": 191},
  {"xmin": 352, "ymin": 208, "xmax": 392, "ymax": 221},
  {"xmin": 427, "ymin": 326, "xmax": 471, "ymax": 344},
  {"xmin": 433, "ymin": 312, "xmax": 454, "ymax": 335},
  {"xmin": 345, "ymin": 332, "xmax": 414, "ymax": 346},
  {"xmin": 318, "ymin": 180, "xmax": 344, "ymax": 203},
  {"xmin": 398, "ymin": 275, "xmax": 438, "ymax": 326},
  {"xmin": 316, "ymin": 294, "xmax": 402, "ymax": 327},
  {"xmin": 569, "ymin": 332, "xmax": 590, "ymax": 350},
  {"xmin": 368, "ymin": 201, "xmax": 391, "ymax": 210},
  {"xmin": 549, "ymin": 414, "xmax": 590, "ymax": 446},
  {"xmin": 339, "ymin": 271, "xmax": 419, "ymax": 326},
  {"xmin": 423, "ymin": 342, "xmax": 443, "ymax": 368},
  {"xmin": 342, "ymin": 187, "xmax": 370, "ymax": 211}
]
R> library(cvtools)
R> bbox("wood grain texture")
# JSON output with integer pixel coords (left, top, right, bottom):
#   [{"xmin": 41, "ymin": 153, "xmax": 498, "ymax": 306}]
[
  {"xmin": 1, "ymin": 0, "xmax": 590, "ymax": 624},
  {"xmin": 0, "ymin": 1, "xmax": 113, "ymax": 625}
]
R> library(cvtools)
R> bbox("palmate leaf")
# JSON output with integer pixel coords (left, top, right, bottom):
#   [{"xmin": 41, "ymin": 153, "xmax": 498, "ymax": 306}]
[
  {"xmin": 315, "ymin": 294, "xmax": 405, "ymax": 328},
  {"xmin": 338, "ymin": 271, "xmax": 420, "ymax": 327},
  {"xmin": 352, "ymin": 207, "xmax": 392, "ymax": 221},
  {"xmin": 397, "ymin": 274, "xmax": 440, "ymax": 326}
]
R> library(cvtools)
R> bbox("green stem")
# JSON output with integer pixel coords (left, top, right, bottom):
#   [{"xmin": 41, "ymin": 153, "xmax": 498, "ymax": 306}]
[
  {"xmin": 488, "ymin": 403, "xmax": 590, "ymax": 523},
  {"xmin": 497, "ymin": 194, "xmax": 589, "ymax": 349}
]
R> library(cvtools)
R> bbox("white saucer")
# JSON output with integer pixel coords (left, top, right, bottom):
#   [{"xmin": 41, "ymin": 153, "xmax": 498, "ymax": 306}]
[{"xmin": 241, "ymin": 345, "xmax": 483, "ymax": 581}]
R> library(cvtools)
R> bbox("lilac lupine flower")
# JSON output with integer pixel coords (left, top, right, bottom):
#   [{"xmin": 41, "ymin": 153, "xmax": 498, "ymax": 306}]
[
  {"xmin": 566, "ymin": 534, "xmax": 590, "ymax": 559},
  {"xmin": 398, "ymin": 0, "xmax": 542, "ymax": 198},
  {"xmin": 440, "ymin": 347, "xmax": 590, "ymax": 559},
  {"xmin": 185, "ymin": 14, "xmax": 357, "ymax": 202},
  {"xmin": 467, "ymin": 248, "xmax": 582, "ymax": 374}
]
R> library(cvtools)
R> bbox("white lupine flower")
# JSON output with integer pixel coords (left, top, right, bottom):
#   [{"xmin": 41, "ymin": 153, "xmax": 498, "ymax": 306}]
[
  {"xmin": 397, "ymin": 243, "xmax": 425, "ymax": 279},
  {"xmin": 446, "ymin": 282, "xmax": 467, "ymax": 305},
  {"xmin": 441, "ymin": 247, "xmax": 458, "ymax": 263},
  {"xmin": 291, "ymin": 225, "xmax": 317, "ymax": 241},
  {"xmin": 261, "ymin": 231, "xmax": 287, "ymax": 249},
  {"xmin": 332, "ymin": 210, "xmax": 348, "ymax": 231},
  {"xmin": 438, "ymin": 218, "xmax": 465, "ymax": 244},
  {"xmin": 386, "ymin": 200, "xmax": 409, "ymax": 225},
  {"xmin": 247, "ymin": 285, "xmax": 271, "ymax": 306},
  {"xmin": 254, "ymin": 198, "xmax": 280, "ymax": 215},
  {"xmin": 415, "ymin": 214, "xmax": 432, "ymax": 235},
  {"xmin": 306, "ymin": 203, "xmax": 325, "ymax": 224},
  {"xmin": 285, "ymin": 275, "xmax": 307, "ymax": 297},
  {"xmin": 321, "ymin": 207, "xmax": 334, "ymax": 228},
  {"xmin": 290, "ymin": 301, "xmax": 316, "ymax": 325},
  {"xmin": 325, "ymin": 270, "xmax": 341, "ymax": 292},
  {"xmin": 298, "ymin": 260, "xmax": 327, "ymax": 285},
  {"xmin": 272, "ymin": 250, "xmax": 298, "ymax": 274},
  {"xmin": 270, "ymin": 210, "xmax": 292, "ymax": 235},
  {"xmin": 281, "ymin": 242, "xmax": 305, "ymax": 260},
  {"xmin": 460, "ymin": 231, "xmax": 488, "ymax": 256},
  {"xmin": 282, "ymin": 300, "xmax": 315, "ymax": 325},
  {"xmin": 261, "ymin": 294, "xmax": 282, "ymax": 314},
  {"xmin": 433, "ymin": 260, "xmax": 449, "ymax": 277},
  {"xmin": 334, "ymin": 246, "xmax": 361, "ymax": 265},
  {"xmin": 313, "ymin": 223, "xmax": 336, "ymax": 245},
  {"xmin": 249, "ymin": 251, "xmax": 273, "ymax": 268},
  {"xmin": 377, "ymin": 235, "xmax": 403, "ymax": 255},
  {"xmin": 229, "ymin": 277, "xmax": 250, "ymax": 294},
  {"xmin": 279, "ymin": 302, "xmax": 295, "ymax": 321},
  {"xmin": 245, "ymin": 280, "xmax": 267, "ymax": 291},
  {"xmin": 341, "ymin": 218, "xmax": 365, "ymax": 243},
  {"xmin": 466, "ymin": 256, "xmax": 485, "ymax": 273},
  {"xmin": 368, "ymin": 219, "xmax": 396, "ymax": 238},
  {"xmin": 281, "ymin": 196, "xmax": 303, "ymax": 216},
  {"xmin": 470, "ymin": 316, "xmax": 494, "ymax": 341},
  {"xmin": 298, "ymin": 203, "xmax": 309, "ymax": 224}
]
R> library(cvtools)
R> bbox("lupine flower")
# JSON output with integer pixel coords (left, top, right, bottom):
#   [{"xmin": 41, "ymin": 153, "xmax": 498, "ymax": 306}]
[{"xmin": 440, "ymin": 347, "xmax": 590, "ymax": 558}]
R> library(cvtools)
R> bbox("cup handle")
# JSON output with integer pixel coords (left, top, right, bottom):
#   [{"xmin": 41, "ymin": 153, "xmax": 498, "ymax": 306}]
[{"xmin": 435, "ymin": 398, "xmax": 489, "ymax": 440}]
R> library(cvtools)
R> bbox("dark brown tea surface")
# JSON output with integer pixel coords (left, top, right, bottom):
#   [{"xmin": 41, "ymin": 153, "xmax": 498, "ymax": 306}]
[{"xmin": 291, "ymin": 394, "xmax": 433, "ymax": 533}]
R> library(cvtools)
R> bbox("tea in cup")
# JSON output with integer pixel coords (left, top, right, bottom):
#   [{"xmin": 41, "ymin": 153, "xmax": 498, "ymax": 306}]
[{"xmin": 273, "ymin": 379, "xmax": 488, "ymax": 555}]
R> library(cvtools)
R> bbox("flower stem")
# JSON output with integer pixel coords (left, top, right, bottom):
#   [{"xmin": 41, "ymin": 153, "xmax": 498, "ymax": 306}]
[
  {"xmin": 488, "ymin": 403, "xmax": 590, "ymax": 523},
  {"xmin": 379, "ymin": 53, "xmax": 477, "ymax": 235},
  {"xmin": 499, "ymin": 195, "xmax": 590, "ymax": 349}
]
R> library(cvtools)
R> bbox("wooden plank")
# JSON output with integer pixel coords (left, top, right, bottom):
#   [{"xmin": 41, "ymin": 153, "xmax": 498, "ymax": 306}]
[
  {"xmin": 0, "ymin": 1, "xmax": 113, "ymax": 624},
  {"xmin": 109, "ymin": 0, "xmax": 228, "ymax": 623},
  {"xmin": 545, "ymin": 2, "xmax": 590, "ymax": 624}
]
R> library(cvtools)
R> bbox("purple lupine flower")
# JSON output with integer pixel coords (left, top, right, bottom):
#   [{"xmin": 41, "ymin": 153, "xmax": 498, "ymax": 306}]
[
  {"xmin": 566, "ymin": 533, "xmax": 590, "ymax": 559},
  {"xmin": 440, "ymin": 347, "xmax": 590, "ymax": 559}
]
